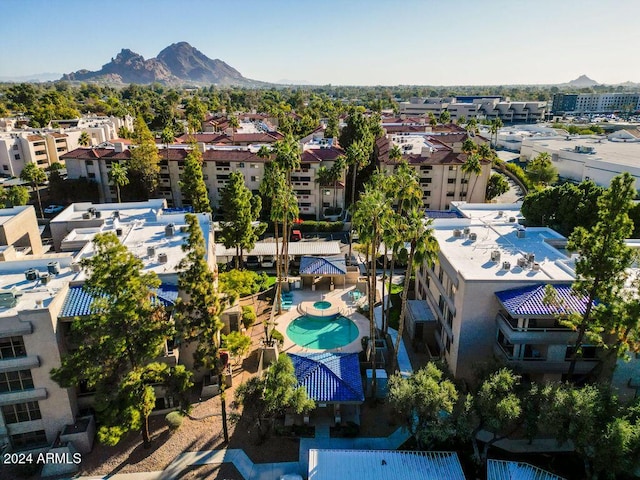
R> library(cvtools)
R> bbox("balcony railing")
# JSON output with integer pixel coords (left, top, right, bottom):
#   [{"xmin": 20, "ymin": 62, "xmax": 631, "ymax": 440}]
[{"xmin": 496, "ymin": 312, "xmax": 572, "ymax": 333}]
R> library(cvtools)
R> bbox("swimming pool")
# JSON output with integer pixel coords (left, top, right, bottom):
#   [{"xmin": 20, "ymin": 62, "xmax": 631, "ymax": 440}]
[{"xmin": 286, "ymin": 315, "xmax": 359, "ymax": 350}]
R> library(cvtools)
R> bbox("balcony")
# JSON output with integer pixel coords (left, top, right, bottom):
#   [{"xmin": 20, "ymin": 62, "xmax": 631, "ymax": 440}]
[
  {"xmin": 496, "ymin": 312, "xmax": 577, "ymax": 345},
  {"xmin": 0, "ymin": 355, "xmax": 40, "ymax": 373},
  {"xmin": 493, "ymin": 343, "xmax": 595, "ymax": 374},
  {"xmin": 0, "ymin": 387, "xmax": 47, "ymax": 406}
]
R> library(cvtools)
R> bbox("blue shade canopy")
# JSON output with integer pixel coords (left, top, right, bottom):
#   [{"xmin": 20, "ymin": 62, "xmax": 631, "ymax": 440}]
[
  {"xmin": 289, "ymin": 352, "xmax": 364, "ymax": 403},
  {"xmin": 495, "ymin": 283, "xmax": 594, "ymax": 317},
  {"xmin": 299, "ymin": 256, "xmax": 347, "ymax": 276}
]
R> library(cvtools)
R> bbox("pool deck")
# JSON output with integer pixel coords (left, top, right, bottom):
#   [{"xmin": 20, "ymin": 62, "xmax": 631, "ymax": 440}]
[{"xmin": 276, "ymin": 286, "xmax": 370, "ymax": 355}]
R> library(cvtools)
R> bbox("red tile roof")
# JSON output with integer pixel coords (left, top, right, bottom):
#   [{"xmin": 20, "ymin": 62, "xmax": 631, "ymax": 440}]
[{"xmin": 301, "ymin": 146, "xmax": 345, "ymax": 163}]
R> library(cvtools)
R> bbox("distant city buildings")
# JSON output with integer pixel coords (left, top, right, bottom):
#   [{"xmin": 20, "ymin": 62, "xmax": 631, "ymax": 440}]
[
  {"xmin": 397, "ymin": 96, "xmax": 547, "ymax": 124},
  {"xmin": 551, "ymin": 92, "xmax": 640, "ymax": 115}
]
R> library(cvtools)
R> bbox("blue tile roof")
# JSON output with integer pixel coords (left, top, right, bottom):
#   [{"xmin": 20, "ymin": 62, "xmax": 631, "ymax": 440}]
[
  {"xmin": 60, "ymin": 284, "xmax": 178, "ymax": 318},
  {"xmin": 495, "ymin": 284, "xmax": 594, "ymax": 317},
  {"xmin": 299, "ymin": 256, "xmax": 347, "ymax": 276},
  {"xmin": 289, "ymin": 352, "xmax": 364, "ymax": 403}
]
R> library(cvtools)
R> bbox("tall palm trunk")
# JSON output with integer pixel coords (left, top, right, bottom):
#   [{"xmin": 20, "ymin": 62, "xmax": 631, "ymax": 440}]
[
  {"xmin": 274, "ymin": 221, "xmax": 282, "ymax": 315},
  {"xmin": 369, "ymin": 236, "xmax": 379, "ymax": 399},
  {"xmin": 381, "ymin": 245, "xmax": 389, "ymax": 333},
  {"xmin": 34, "ymin": 183, "xmax": 44, "ymax": 218},
  {"xmin": 348, "ymin": 164, "xmax": 358, "ymax": 263},
  {"xmin": 394, "ymin": 243, "xmax": 415, "ymax": 372}
]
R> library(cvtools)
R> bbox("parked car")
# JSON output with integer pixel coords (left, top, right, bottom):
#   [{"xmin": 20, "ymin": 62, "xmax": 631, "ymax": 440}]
[
  {"xmin": 260, "ymin": 255, "xmax": 275, "ymax": 268},
  {"xmin": 44, "ymin": 205, "xmax": 65, "ymax": 214},
  {"xmin": 245, "ymin": 255, "xmax": 260, "ymax": 268},
  {"xmin": 291, "ymin": 230, "xmax": 302, "ymax": 242}
]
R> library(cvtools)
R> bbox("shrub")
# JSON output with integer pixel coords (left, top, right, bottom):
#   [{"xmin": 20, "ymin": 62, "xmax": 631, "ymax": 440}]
[
  {"xmin": 219, "ymin": 269, "xmax": 270, "ymax": 298},
  {"xmin": 504, "ymin": 162, "xmax": 532, "ymax": 189},
  {"xmin": 270, "ymin": 329, "xmax": 284, "ymax": 345},
  {"xmin": 296, "ymin": 220, "xmax": 344, "ymax": 233},
  {"xmin": 242, "ymin": 305, "xmax": 257, "ymax": 328},
  {"xmin": 165, "ymin": 411, "xmax": 184, "ymax": 431}
]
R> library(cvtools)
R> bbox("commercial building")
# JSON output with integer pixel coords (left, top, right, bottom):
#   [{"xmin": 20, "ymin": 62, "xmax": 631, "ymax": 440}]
[
  {"xmin": 520, "ymin": 134, "xmax": 640, "ymax": 187},
  {"xmin": 397, "ymin": 97, "xmax": 547, "ymax": 124},
  {"xmin": 551, "ymin": 92, "xmax": 640, "ymax": 115}
]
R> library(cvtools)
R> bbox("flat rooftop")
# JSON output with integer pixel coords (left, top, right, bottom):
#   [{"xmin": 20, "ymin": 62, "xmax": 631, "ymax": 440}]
[
  {"xmin": 527, "ymin": 136, "xmax": 640, "ymax": 169},
  {"xmin": 433, "ymin": 205, "xmax": 574, "ymax": 282}
]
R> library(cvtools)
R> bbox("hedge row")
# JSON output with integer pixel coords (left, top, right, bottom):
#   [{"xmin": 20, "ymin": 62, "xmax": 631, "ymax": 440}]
[{"xmin": 295, "ymin": 221, "xmax": 344, "ymax": 233}]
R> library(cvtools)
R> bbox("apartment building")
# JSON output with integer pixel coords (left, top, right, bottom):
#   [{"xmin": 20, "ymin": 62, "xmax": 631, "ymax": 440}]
[
  {"xmin": 0, "ymin": 115, "xmax": 133, "ymax": 177},
  {"xmin": 0, "ymin": 200, "xmax": 222, "ymax": 453},
  {"xmin": 61, "ymin": 140, "xmax": 346, "ymax": 220},
  {"xmin": 551, "ymin": 92, "xmax": 640, "ymax": 115},
  {"xmin": 410, "ymin": 203, "xmax": 603, "ymax": 382},
  {"xmin": 397, "ymin": 96, "xmax": 547, "ymax": 123},
  {"xmin": 376, "ymin": 132, "xmax": 492, "ymax": 209},
  {"xmin": 0, "ymin": 205, "xmax": 43, "ymax": 256}
]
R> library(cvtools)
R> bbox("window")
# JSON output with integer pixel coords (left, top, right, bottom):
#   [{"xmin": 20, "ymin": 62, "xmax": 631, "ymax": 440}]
[
  {"xmin": 250, "ymin": 176, "xmax": 259, "ymax": 182},
  {"xmin": 2, "ymin": 165, "xmax": 8, "ymax": 171},
  {"xmin": 10, "ymin": 430, "xmax": 47, "ymax": 450},
  {"xmin": 203, "ymin": 174, "xmax": 209, "ymax": 180},
  {"xmin": 0, "ymin": 370, "xmax": 34, "ymax": 393},
  {"xmin": 448, "ymin": 166, "xmax": 457, "ymax": 171},
  {"xmin": 0, "ymin": 336, "xmax": 26, "ymax": 359},
  {"xmin": 238, "ymin": 163, "xmax": 245, "ymax": 168},
  {"xmin": 565, "ymin": 345, "xmax": 597, "ymax": 360},
  {"xmin": 86, "ymin": 160, "xmax": 93, "ymax": 166},
  {"xmin": 250, "ymin": 163, "xmax": 258, "ymax": 169},
  {"xmin": 2, "ymin": 401, "xmax": 42, "ymax": 424},
  {"xmin": 13, "ymin": 145, "xmax": 18, "ymax": 151},
  {"xmin": 420, "ymin": 178, "xmax": 432, "ymax": 184},
  {"xmin": 420, "ymin": 165, "xmax": 433, "ymax": 171},
  {"xmin": 14, "ymin": 154, "xmax": 20, "ymax": 161},
  {"xmin": 35, "ymin": 150, "xmax": 46, "ymax": 156},
  {"xmin": 447, "ymin": 178, "xmax": 455, "ymax": 184},
  {"xmin": 446, "ymin": 191, "xmax": 455, "ymax": 197},
  {"xmin": 87, "ymin": 173, "xmax": 96, "ymax": 179}
]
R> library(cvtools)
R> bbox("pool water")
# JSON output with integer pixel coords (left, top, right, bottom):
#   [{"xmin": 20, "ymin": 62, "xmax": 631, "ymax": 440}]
[
  {"xmin": 313, "ymin": 300, "xmax": 332, "ymax": 310},
  {"xmin": 286, "ymin": 316, "xmax": 359, "ymax": 350}
]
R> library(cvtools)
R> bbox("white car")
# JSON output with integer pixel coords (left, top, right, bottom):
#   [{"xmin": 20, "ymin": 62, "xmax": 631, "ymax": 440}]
[
  {"xmin": 260, "ymin": 256, "xmax": 275, "ymax": 268},
  {"xmin": 44, "ymin": 205, "xmax": 65, "ymax": 214}
]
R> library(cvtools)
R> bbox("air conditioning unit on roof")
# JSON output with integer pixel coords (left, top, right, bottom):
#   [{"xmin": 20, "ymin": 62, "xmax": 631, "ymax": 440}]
[{"xmin": 491, "ymin": 250, "xmax": 501, "ymax": 262}]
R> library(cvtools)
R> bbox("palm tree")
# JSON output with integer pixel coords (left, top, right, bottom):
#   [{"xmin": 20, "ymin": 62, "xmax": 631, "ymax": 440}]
[
  {"xmin": 160, "ymin": 126, "xmax": 174, "ymax": 164},
  {"xmin": 352, "ymin": 177, "xmax": 394, "ymax": 397},
  {"xmin": 462, "ymin": 153, "xmax": 483, "ymax": 201},
  {"xmin": 345, "ymin": 140, "xmax": 370, "ymax": 262},
  {"xmin": 315, "ymin": 166, "xmax": 333, "ymax": 220},
  {"xmin": 389, "ymin": 145, "xmax": 403, "ymax": 163},
  {"xmin": 78, "ymin": 131, "xmax": 91, "ymax": 147},
  {"xmin": 393, "ymin": 209, "xmax": 438, "ymax": 371},
  {"xmin": 490, "ymin": 118, "xmax": 503, "ymax": 149},
  {"xmin": 526, "ymin": 152, "xmax": 558, "ymax": 186},
  {"xmin": 20, "ymin": 163, "xmax": 46, "ymax": 218},
  {"xmin": 329, "ymin": 156, "xmax": 346, "ymax": 210},
  {"xmin": 109, "ymin": 162, "xmax": 129, "ymax": 203},
  {"xmin": 466, "ymin": 118, "xmax": 478, "ymax": 136}
]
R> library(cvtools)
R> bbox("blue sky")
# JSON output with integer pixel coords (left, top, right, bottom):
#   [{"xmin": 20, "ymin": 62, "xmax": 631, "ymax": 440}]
[{"xmin": 2, "ymin": 0, "xmax": 640, "ymax": 85}]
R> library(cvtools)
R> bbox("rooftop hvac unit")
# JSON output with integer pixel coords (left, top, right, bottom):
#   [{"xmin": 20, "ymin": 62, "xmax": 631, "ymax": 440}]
[
  {"xmin": 517, "ymin": 257, "xmax": 528, "ymax": 268},
  {"xmin": 508, "ymin": 217, "xmax": 516, "ymax": 223},
  {"xmin": 95, "ymin": 211, "xmax": 102, "ymax": 219},
  {"xmin": 463, "ymin": 227, "xmax": 471, "ymax": 236},
  {"xmin": 498, "ymin": 210, "xmax": 504, "ymax": 216},
  {"xmin": 71, "ymin": 263, "xmax": 81, "ymax": 273},
  {"xmin": 113, "ymin": 210, "xmax": 120, "ymax": 219},
  {"xmin": 39, "ymin": 273, "xmax": 50, "ymax": 285},
  {"xmin": 25, "ymin": 268, "xmax": 38, "ymax": 281},
  {"xmin": 527, "ymin": 253, "xmax": 535, "ymax": 263},
  {"xmin": 82, "ymin": 212, "xmax": 92, "ymax": 220},
  {"xmin": 47, "ymin": 261, "xmax": 60, "ymax": 275},
  {"xmin": 502, "ymin": 261, "xmax": 511, "ymax": 271},
  {"xmin": 88, "ymin": 207, "xmax": 96, "ymax": 215},
  {"xmin": 469, "ymin": 232, "xmax": 477, "ymax": 241},
  {"xmin": 491, "ymin": 250, "xmax": 501, "ymax": 262},
  {"xmin": 517, "ymin": 230, "xmax": 526, "ymax": 239},
  {"xmin": 165, "ymin": 223, "xmax": 175, "ymax": 237},
  {"xmin": 35, "ymin": 298, "xmax": 43, "ymax": 308},
  {"xmin": 532, "ymin": 262, "xmax": 541, "ymax": 271},
  {"xmin": 158, "ymin": 253, "xmax": 168, "ymax": 264},
  {"xmin": 147, "ymin": 246, "xmax": 156, "ymax": 257},
  {"xmin": 115, "ymin": 228, "xmax": 123, "ymax": 236},
  {"xmin": 453, "ymin": 229, "xmax": 462, "ymax": 238}
]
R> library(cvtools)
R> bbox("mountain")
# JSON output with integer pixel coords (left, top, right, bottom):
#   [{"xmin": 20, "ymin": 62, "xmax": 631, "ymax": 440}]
[
  {"xmin": 565, "ymin": 74, "xmax": 599, "ymax": 87},
  {"xmin": 61, "ymin": 42, "xmax": 262, "ymax": 86}
]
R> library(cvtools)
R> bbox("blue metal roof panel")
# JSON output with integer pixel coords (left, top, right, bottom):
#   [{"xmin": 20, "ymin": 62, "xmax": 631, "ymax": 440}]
[
  {"xmin": 299, "ymin": 256, "xmax": 347, "ymax": 276},
  {"xmin": 487, "ymin": 459, "xmax": 565, "ymax": 480},
  {"xmin": 289, "ymin": 352, "xmax": 364, "ymax": 403},
  {"xmin": 60, "ymin": 283, "xmax": 178, "ymax": 318},
  {"xmin": 495, "ymin": 284, "xmax": 593, "ymax": 317}
]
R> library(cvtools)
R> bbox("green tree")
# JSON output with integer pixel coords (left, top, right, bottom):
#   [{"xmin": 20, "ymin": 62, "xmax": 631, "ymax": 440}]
[
  {"xmin": 0, "ymin": 185, "xmax": 29, "ymax": 208},
  {"xmin": 179, "ymin": 144, "xmax": 211, "ymax": 213},
  {"xmin": 160, "ymin": 125, "xmax": 174, "ymax": 164},
  {"xmin": 485, "ymin": 173, "xmax": 509, "ymax": 200},
  {"xmin": 108, "ymin": 162, "xmax": 129, "ymax": 204},
  {"xmin": 127, "ymin": 116, "xmax": 160, "ymax": 199},
  {"xmin": 463, "ymin": 368, "xmax": 522, "ymax": 465},
  {"xmin": 461, "ymin": 153, "xmax": 482, "ymax": 200},
  {"xmin": 564, "ymin": 173, "xmax": 635, "ymax": 378},
  {"xmin": 526, "ymin": 152, "xmax": 558, "ymax": 186},
  {"xmin": 439, "ymin": 110, "xmax": 451, "ymax": 124},
  {"xmin": 220, "ymin": 171, "xmax": 264, "ymax": 269},
  {"xmin": 222, "ymin": 331, "xmax": 251, "ymax": 365},
  {"xmin": 175, "ymin": 213, "xmax": 224, "ymax": 372},
  {"xmin": 394, "ymin": 209, "xmax": 438, "ymax": 369},
  {"xmin": 234, "ymin": 354, "xmax": 314, "ymax": 441},
  {"xmin": 78, "ymin": 131, "xmax": 91, "ymax": 147},
  {"xmin": 388, "ymin": 362, "xmax": 458, "ymax": 449},
  {"xmin": 352, "ymin": 175, "xmax": 394, "ymax": 396},
  {"xmin": 20, "ymin": 163, "xmax": 46, "ymax": 218},
  {"xmin": 185, "ymin": 96, "xmax": 206, "ymax": 133},
  {"xmin": 489, "ymin": 118, "xmax": 503, "ymax": 148},
  {"xmin": 50, "ymin": 233, "xmax": 188, "ymax": 447},
  {"xmin": 325, "ymin": 112, "xmax": 339, "ymax": 139}
]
